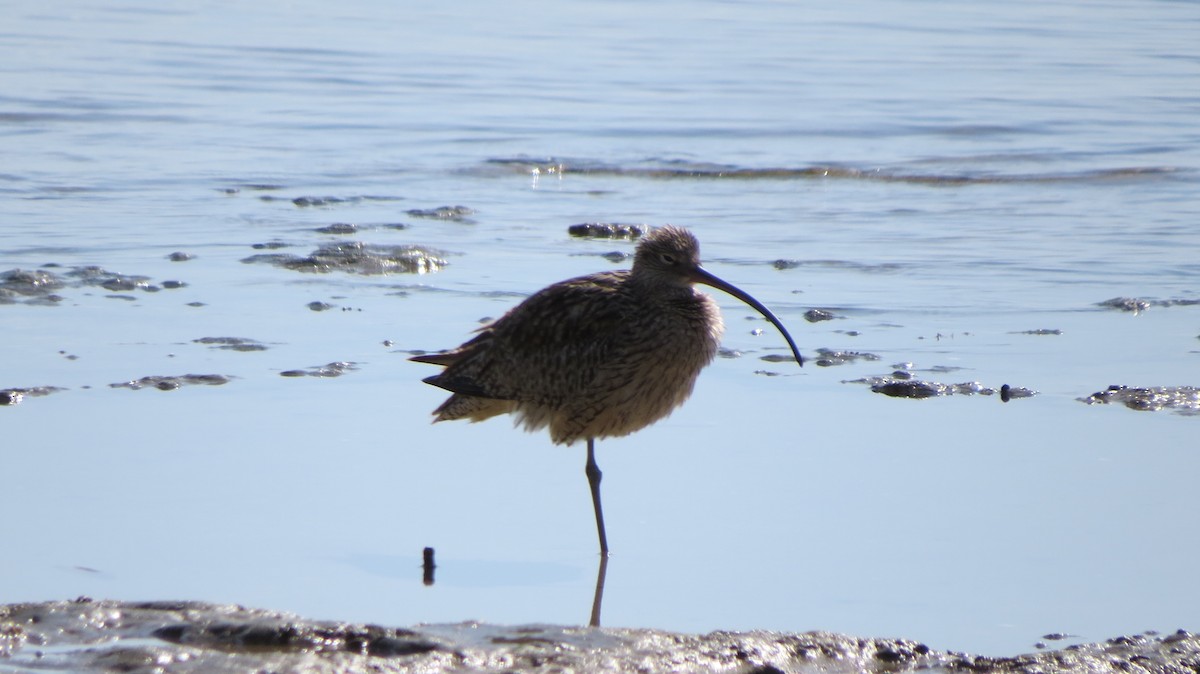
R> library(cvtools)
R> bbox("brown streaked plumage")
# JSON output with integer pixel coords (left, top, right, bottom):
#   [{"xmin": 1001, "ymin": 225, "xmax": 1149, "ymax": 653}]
[{"xmin": 410, "ymin": 225, "xmax": 804, "ymax": 555}]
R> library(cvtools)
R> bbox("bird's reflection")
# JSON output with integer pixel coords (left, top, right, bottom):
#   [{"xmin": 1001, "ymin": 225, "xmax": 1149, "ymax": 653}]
[
  {"xmin": 589, "ymin": 555, "xmax": 609, "ymax": 627},
  {"xmin": 416, "ymin": 546, "xmax": 611, "ymax": 628}
]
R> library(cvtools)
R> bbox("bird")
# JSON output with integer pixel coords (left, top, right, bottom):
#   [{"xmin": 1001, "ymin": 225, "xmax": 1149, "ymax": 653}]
[{"xmin": 410, "ymin": 225, "xmax": 804, "ymax": 555}]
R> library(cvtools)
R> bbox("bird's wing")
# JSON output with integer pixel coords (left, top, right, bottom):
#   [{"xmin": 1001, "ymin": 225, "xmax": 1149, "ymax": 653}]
[{"xmin": 426, "ymin": 271, "xmax": 633, "ymax": 403}]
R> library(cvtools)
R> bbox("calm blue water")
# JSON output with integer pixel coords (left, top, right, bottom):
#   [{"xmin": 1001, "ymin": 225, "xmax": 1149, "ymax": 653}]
[{"xmin": 3, "ymin": 0, "xmax": 1199, "ymax": 657}]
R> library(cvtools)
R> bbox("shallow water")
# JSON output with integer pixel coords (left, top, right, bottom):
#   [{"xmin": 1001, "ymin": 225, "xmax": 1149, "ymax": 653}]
[{"xmin": 3, "ymin": 0, "xmax": 1199, "ymax": 658}]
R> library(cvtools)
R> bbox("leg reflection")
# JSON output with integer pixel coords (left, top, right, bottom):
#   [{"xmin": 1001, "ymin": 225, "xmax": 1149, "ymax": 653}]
[{"xmin": 589, "ymin": 554, "xmax": 609, "ymax": 627}]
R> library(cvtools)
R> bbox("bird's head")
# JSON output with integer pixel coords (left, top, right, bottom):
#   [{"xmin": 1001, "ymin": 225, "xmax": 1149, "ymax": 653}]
[
  {"xmin": 632, "ymin": 225, "xmax": 804, "ymax": 366},
  {"xmin": 632, "ymin": 225, "xmax": 704, "ymax": 287}
]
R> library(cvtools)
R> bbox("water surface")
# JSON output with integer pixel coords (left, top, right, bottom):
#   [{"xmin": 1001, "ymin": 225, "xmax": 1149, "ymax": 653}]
[{"xmin": 2, "ymin": 0, "xmax": 1199, "ymax": 657}]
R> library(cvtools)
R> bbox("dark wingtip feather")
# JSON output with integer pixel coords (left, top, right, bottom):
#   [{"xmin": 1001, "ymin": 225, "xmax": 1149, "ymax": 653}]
[{"xmin": 421, "ymin": 373, "xmax": 496, "ymax": 399}]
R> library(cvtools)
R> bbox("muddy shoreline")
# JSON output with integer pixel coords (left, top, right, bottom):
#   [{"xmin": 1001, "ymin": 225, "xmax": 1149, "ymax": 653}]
[{"xmin": 1, "ymin": 599, "xmax": 1195, "ymax": 673}]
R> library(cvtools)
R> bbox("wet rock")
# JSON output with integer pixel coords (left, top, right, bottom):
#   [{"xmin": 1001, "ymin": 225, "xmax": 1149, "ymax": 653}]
[
  {"xmin": 811, "ymin": 347, "xmax": 881, "ymax": 367},
  {"xmin": 242, "ymin": 242, "xmax": 447, "ymax": 275},
  {"xmin": 1000, "ymin": 384, "xmax": 1037, "ymax": 402},
  {"xmin": 101, "ymin": 276, "xmax": 148, "ymax": 292},
  {"xmin": 600, "ymin": 251, "xmax": 631, "ymax": 263},
  {"xmin": 0, "ymin": 268, "xmax": 66, "ymax": 297},
  {"xmin": 308, "ymin": 301, "xmax": 336, "ymax": 311},
  {"xmin": 193, "ymin": 337, "xmax": 268, "ymax": 352},
  {"xmin": 0, "ymin": 385, "xmax": 66, "ymax": 405},
  {"xmin": 803, "ymin": 309, "xmax": 837, "ymax": 323},
  {"xmin": 870, "ymin": 379, "xmax": 953, "ymax": 398},
  {"xmin": 1096, "ymin": 297, "xmax": 1200, "ymax": 314},
  {"xmin": 567, "ymin": 223, "xmax": 647, "ymax": 239},
  {"xmin": 2, "ymin": 599, "xmax": 1198, "ymax": 674},
  {"xmin": 66, "ymin": 266, "xmax": 155, "ymax": 293},
  {"xmin": 291, "ymin": 196, "xmax": 349, "ymax": 207},
  {"xmin": 848, "ymin": 374, "xmax": 1037, "ymax": 401},
  {"xmin": 161, "ymin": 280, "xmax": 187, "ymax": 289},
  {"xmin": 316, "ymin": 223, "xmax": 358, "ymax": 235},
  {"xmin": 280, "ymin": 362, "xmax": 358, "ymax": 378},
  {"xmin": 230, "ymin": 183, "xmax": 284, "ymax": 192},
  {"xmin": 406, "ymin": 205, "xmax": 475, "ymax": 222},
  {"xmin": 110, "ymin": 374, "xmax": 232, "ymax": 391},
  {"xmin": 1080, "ymin": 385, "xmax": 1200, "ymax": 415},
  {"xmin": 1097, "ymin": 297, "xmax": 1152, "ymax": 313},
  {"xmin": 772, "ymin": 259, "xmax": 801, "ymax": 270},
  {"xmin": 167, "ymin": 252, "xmax": 194, "ymax": 262}
]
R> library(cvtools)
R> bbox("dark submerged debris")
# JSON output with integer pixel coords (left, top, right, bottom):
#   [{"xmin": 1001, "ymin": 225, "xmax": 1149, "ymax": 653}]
[
  {"xmin": 422, "ymin": 547, "xmax": 436, "ymax": 586},
  {"xmin": 2, "ymin": 599, "xmax": 1199, "ymax": 674},
  {"xmin": 166, "ymin": 252, "xmax": 194, "ymax": 262},
  {"xmin": 110, "ymin": 374, "xmax": 232, "ymax": 391},
  {"xmin": 405, "ymin": 205, "xmax": 475, "ymax": 221},
  {"xmin": 242, "ymin": 242, "xmax": 447, "ymax": 275},
  {"xmin": 307, "ymin": 301, "xmax": 336, "ymax": 311},
  {"xmin": 567, "ymin": 223, "xmax": 647, "ymax": 239},
  {"xmin": 193, "ymin": 337, "xmax": 268, "ymax": 352},
  {"xmin": 251, "ymin": 241, "xmax": 291, "ymax": 250},
  {"xmin": 1080, "ymin": 385, "xmax": 1200, "ymax": 415},
  {"xmin": 279, "ymin": 362, "xmax": 358, "ymax": 378},
  {"xmin": 1013, "ymin": 328, "xmax": 1062, "ymax": 335}
]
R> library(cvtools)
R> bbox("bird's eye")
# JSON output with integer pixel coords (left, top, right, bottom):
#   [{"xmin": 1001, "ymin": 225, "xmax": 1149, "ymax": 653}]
[{"xmin": 659, "ymin": 253, "xmax": 676, "ymax": 265}]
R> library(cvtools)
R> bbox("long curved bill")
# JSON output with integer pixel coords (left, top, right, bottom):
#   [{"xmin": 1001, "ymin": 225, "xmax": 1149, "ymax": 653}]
[{"xmin": 692, "ymin": 266, "xmax": 804, "ymax": 366}]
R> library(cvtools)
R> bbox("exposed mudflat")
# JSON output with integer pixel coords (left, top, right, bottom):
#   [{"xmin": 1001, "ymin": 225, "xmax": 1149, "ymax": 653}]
[{"xmin": 2, "ymin": 599, "xmax": 1195, "ymax": 674}]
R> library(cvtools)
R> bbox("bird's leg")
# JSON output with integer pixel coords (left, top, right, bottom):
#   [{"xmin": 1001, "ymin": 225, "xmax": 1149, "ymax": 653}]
[{"xmin": 585, "ymin": 438, "xmax": 610, "ymax": 556}]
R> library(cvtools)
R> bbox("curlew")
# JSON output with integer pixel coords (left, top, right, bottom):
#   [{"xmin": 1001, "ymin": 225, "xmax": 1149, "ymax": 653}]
[{"xmin": 410, "ymin": 226, "xmax": 804, "ymax": 555}]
